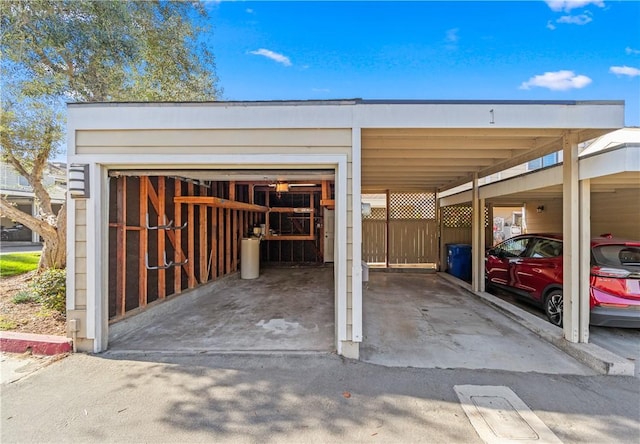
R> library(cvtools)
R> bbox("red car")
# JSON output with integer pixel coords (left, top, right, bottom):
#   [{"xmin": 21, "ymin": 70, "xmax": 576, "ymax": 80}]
[{"xmin": 485, "ymin": 233, "xmax": 640, "ymax": 328}]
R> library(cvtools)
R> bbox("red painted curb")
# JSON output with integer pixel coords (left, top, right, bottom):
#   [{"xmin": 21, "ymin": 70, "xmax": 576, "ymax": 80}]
[{"xmin": 0, "ymin": 331, "xmax": 72, "ymax": 355}]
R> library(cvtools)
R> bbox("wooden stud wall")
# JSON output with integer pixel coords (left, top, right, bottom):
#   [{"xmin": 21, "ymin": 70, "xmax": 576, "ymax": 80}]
[
  {"xmin": 108, "ymin": 177, "xmax": 333, "ymax": 321},
  {"xmin": 108, "ymin": 176, "xmax": 267, "ymax": 321}
]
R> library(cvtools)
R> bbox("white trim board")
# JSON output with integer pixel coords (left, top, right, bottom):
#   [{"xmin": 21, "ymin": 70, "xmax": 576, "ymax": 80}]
[{"xmin": 82, "ymin": 154, "xmax": 350, "ymax": 353}]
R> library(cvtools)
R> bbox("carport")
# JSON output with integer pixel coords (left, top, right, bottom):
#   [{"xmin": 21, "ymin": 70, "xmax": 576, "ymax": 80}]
[
  {"xmin": 439, "ymin": 128, "xmax": 639, "ymax": 342},
  {"xmin": 66, "ymin": 99, "xmax": 624, "ymax": 358}
]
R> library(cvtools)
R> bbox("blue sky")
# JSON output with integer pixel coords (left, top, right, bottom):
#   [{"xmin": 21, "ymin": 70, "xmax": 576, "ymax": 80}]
[{"xmin": 206, "ymin": 1, "xmax": 640, "ymax": 126}]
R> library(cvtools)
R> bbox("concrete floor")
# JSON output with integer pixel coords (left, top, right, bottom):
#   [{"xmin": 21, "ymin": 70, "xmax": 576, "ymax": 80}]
[
  {"xmin": 109, "ymin": 267, "xmax": 594, "ymax": 375},
  {"xmin": 109, "ymin": 266, "xmax": 335, "ymax": 353},
  {"xmin": 489, "ymin": 286, "xmax": 640, "ymax": 377},
  {"xmin": 361, "ymin": 271, "xmax": 594, "ymax": 375}
]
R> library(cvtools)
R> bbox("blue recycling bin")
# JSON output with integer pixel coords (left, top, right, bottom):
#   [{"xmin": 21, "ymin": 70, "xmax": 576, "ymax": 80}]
[{"xmin": 446, "ymin": 244, "xmax": 472, "ymax": 281}]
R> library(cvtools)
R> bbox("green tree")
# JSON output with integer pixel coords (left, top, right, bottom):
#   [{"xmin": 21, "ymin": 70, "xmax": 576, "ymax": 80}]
[{"xmin": 1, "ymin": 0, "xmax": 220, "ymax": 270}]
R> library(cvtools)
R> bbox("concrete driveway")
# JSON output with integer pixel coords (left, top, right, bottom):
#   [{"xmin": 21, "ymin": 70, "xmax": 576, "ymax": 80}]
[
  {"xmin": 108, "ymin": 266, "xmax": 603, "ymax": 375},
  {"xmin": 489, "ymin": 286, "xmax": 640, "ymax": 377},
  {"xmin": 361, "ymin": 271, "xmax": 594, "ymax": 375}
]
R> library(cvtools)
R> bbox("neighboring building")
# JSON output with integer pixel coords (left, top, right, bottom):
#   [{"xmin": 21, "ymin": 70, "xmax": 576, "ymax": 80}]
[{"xmin": 0, "ymin": 161, "xmax": 67, "ymax": 241}]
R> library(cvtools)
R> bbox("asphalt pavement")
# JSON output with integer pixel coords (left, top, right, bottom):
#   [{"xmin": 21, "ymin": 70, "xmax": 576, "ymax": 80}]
[
  {"xmin": 0, "ymin": 241, "xmax": 43, "ymax": 255},
  {"xmin": 1, "ymin": 352, "xmax": 638, "ymax": 443}
]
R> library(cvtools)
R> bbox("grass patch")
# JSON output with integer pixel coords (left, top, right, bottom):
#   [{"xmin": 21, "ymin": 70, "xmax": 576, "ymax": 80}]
[
  {"xmin": 0, "ymin": 253, "xmax": 41, "ymax": 277},
  {"xmin": 0, "ymin": 316, "xmax": 18, "ymax": 330}
]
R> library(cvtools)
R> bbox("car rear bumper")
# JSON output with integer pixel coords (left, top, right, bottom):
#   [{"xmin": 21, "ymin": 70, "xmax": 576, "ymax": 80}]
[{"xmin": 590, "ymin": 307, "xmax": 640, "ymax": 328}]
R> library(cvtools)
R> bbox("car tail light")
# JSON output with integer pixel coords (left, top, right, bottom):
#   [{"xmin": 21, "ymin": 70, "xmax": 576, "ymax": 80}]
[
  {"xmin": 591, "ymin": 266, "xmax": 631, "ymax": 278},
  {"xmin": 591, "ymin": 266, "xmax": 640, "ymax": 301}
]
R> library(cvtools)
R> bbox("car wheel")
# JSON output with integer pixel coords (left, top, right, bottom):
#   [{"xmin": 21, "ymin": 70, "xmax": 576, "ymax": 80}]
[{"xmin": 544, "ymin": 290, "xmax": 563, "ymax": 327}]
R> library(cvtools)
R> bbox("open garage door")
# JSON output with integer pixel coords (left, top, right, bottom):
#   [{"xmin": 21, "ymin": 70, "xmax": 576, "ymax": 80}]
[{"xmin": 106, "ymin": 170, "xmax": 337, "ymax": 353}]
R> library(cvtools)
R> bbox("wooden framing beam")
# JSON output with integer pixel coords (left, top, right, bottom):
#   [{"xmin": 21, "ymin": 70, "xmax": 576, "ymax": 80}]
[
  {"xmin": 199, "ymin": 200, "xmax": 208, "ymax": 284},
  {"xmin": 187, "ymin": 183, "xmax": 196, "ymax": 288},
  {"xmin": 147, "ymin": 179, "xmax": 194, "ymax": 287},
  {"xmin": 254, "ymin": 186, "xmax": 322, "ymax": 193},
  {"xmin": 269, "ymin": 207, "xmax": 314, "ymax": 213},
  {"xmin": 225, "ymin": 208, "xmax": 231, "ymax": 274},
  {"xmin": 218, "ymin": 197, "xmax": 225, "ymax": 276},
  {"xmin": 139, "ymin": 177, "xmax": 148, "ymax": 308},
  {"xmin": 210, "ymin": 201, "xmax": 218, "ymax": 280},
  {"xmin": 174, "ymin": 179, "xmax": 182, "ymax": 293},
  {"xmin": 320, "ymin": 199, "xmax": 335, "ymax": 208},
  {"xmin": 322, "ymin": 180, "xmax": 330, "ymax": 200},
  {"xmin": 174, "ymin": 196, "xmax": 269, "ymax": 212},
  {"xmin": 116, "ymin": 176, "xmax": 127, "ymax": 317},
  {"xmin": 218, "ymin": 182, "xmax": 226, "ymax": 276},
  {"xmin": 264, "ymin": 235, "xmax": 315, "ymax": 241},
  {"xmin": 230, "ymin": 182, "xmax": 238, "ymax": 272},
  {"xmin": 157, "ymin": 177, "xmax": 166, "ymax": 299}
]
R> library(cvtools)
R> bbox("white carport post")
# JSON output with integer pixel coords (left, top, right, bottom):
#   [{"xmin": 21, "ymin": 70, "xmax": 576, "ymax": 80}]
[
  {"xmin": 471, "ymin": 173, "xmax": 484, "ymax": 292},
  {"xmin": 579, "ymin": 179, "xmax": 591, "ymax": 343},
  {"xmin": 351, "ymin": 127, "xmax": 363, "ymax": 342},
  {"xmin": 562, "ymin": 132, "xmax": 580, "ymax": 342}
]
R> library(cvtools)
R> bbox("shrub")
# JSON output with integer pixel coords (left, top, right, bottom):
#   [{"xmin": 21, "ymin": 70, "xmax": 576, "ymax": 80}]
[
  {"xmin": 31, "ymin": 269, "xmax": 66, "ymax": 314},
  {"xmin": 12, "ymin": 290, "xmax": 39, "ymax": 304}
]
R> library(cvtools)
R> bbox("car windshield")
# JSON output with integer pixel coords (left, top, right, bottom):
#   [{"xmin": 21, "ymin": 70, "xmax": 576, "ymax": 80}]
[
  {"xmin": 592, "ymin": 245, "xmax": 640, "ymax": 270},
  {"xmin": 494, "ymin": 237, "xmax": 531, "ymax": 258}
]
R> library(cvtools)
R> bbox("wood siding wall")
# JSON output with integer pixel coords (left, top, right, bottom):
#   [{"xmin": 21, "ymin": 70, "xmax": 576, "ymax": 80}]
[
  {"xmin": 524, "ymin": 199, "xmax": 563, "ymax": 233},
  {"xmin": 591, "ymin": 189, "xmax": 640, "ymax": 239},
  {"xmin": 74, "ymin": 200, "xmax": 87, "ymax": 309},
  {"xmin": 524, "ymin": 191, "xmax": 639, "ymax": 239}
]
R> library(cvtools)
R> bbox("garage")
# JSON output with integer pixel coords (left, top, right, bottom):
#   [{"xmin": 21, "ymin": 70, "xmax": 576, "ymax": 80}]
[
  {"xmin": 66, "ymin": 99, "xmax": 624, "ymax": 358},
  {"xmin": 105, "ymin": 171, "xmax": 338, "ymax": 353}
]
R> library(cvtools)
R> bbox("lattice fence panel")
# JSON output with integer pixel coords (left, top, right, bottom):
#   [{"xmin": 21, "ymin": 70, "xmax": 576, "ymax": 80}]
[
  {"xmin": 441, "ymin": 206, "xmax": 490, "ymax": 227},
  {"xmin": 364, "ymin": 207, "xmax": 387, "ymax": 220},
  {"xmin": 389, "ymin": 192, "xmax": 436, "ymax": 220}
]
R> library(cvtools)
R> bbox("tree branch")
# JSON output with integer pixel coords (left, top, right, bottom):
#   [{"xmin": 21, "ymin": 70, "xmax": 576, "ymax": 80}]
[
  {"xmin": 0, "ymin": 197, "xmax": 56, "ymax": 239},
  {"xmin": 2, "ymin": 146, "xmax": 33, "ymax": 182}
]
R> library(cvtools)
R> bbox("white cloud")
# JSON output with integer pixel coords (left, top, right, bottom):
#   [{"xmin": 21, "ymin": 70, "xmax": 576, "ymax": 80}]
[
  {"xmin": 249, "ymin": 48, "xmax": 292, "ymax": 66},
  {"xmin": 545, "ymin": 0, "xmax": 605, "ymax": 12},
  {"xmin": 609, "ymin": 66, "xmax": 640, "ymax": 77},
  {"xmin": 519, "ymin": 70, "xmax": 592, "ymax": 90},
  {"xmin": 445, "ymin": 28, "xmax": 459, "ymax": 43},
  {"xmin": 246, "ymin": 8, "xmax": 254, "ymax": 14},
  {"xmin": 546, "ymin": 20, "xmax": 557, "ymax": 30},
  {"xmin": 556, "ymin": 12, "xmax": 593, "ymax": 25},
  {"xmin": 444, "ymin": 28, "xmax": 459, "ymax": 50},
  {"xmin": 626, "ymin": 47, "xmax": 640, "ymax": 55}
]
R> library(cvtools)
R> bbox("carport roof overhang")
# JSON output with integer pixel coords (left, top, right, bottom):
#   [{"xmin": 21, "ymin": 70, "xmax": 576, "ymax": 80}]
[
  {"xmin": 439, "ymin": 143, "xmax": 640, "ymax": 206},
  {"xmin": 68, "ymin": 99, "xmax": 624, "ymax": 192},
  {"xmin": 356, "ymin": 101, "xmax": 624, "ymax": 192}
]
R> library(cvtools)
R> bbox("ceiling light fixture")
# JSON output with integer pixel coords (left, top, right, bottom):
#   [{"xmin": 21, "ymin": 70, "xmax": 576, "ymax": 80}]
[{"xmin": 275, "ymin": 182, "xmax": 289, "ymax": 198}]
